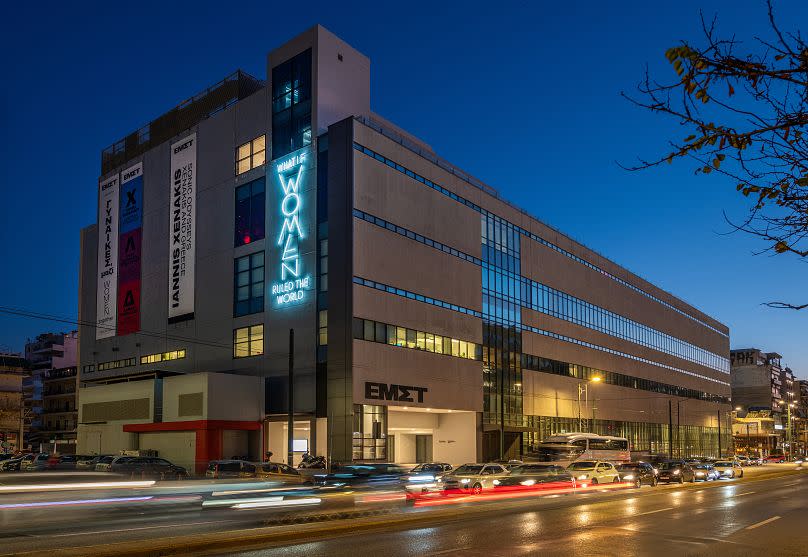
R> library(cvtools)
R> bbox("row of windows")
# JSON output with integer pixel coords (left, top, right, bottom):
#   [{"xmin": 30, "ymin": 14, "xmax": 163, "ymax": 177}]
[
  {"xmin": 141, "ymin": 350, "xmax": 186, "ymax": 364},
  {"xmin": 353, "ymin": 142, "xmax": 729, "ymax": 338},
  {"xmin": 355, "ymin": 205, "xmax": 728, "ymax": 374},
  {"xmin": 481, "ymin": 264, "xmax": 729, "ymax": 373},
  {"xmin": 521, "ymin": 354, "xmax": 729, "ymax": 403},
  {"xmin": 234, "ymin": 325, "xmax": 263, "ymax": 358},
  {"xmin": 236, "ymin": 135, "xmax": 266, "ymax": 175},
  {"xmin": 526, "ymin": 324, "xmax": 729, "ymax": 387},
  {"xmin": 352, "ymin": 317, "xmax": 482, "ymax": 361},
  {"xmin": 357, "ymin": 274, "xmax": 729, "ymax": 388},
  {"xmin": 352, "ymin": 276, "xmax": 483, "ymax": 318},
  {"xmin": 353, "ymin": 209, "xmax": 482, "ymax": 265},
  {"xmin": 96, "ymin": 358, "xmax": 136, "ymax": 372}
]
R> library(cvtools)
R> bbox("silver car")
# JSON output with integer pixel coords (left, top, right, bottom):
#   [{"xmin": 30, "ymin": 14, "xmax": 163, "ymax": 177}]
[
  {"xmin": 713, "ymin": 460, "xmax": 744, "ymax": 479},
  {"xmin": 438, "ymin": 463, "xmax": 510, "ymax": 495}
]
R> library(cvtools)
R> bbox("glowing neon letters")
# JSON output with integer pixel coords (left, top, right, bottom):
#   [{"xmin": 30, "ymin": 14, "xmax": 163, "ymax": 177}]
[{"xmin": 271, "ymin": 151, "xmax": 311, "ymax": 306}]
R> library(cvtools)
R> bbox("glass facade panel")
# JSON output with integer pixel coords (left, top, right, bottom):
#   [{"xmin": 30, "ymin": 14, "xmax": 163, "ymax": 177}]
[{"xmin": 234, "ymin": 178, "xmax": 265, "ymax": 247}]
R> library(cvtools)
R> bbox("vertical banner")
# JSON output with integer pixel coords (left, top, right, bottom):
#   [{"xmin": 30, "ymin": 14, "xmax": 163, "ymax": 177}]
[
  {"xmin": 117, "ymin": 163, "xmax": 144, "ymax": 335},
  {"xmin": 168, "ymin": 134, "xmax": 197, "ymax": 322},
  {"xmin": 96, "ymin": 174, "xmax": 120, "ymax": 339}
]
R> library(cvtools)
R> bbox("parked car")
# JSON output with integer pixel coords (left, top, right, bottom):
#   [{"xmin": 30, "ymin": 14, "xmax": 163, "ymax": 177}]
[
  {"xmin": 566, "ymin": 460, "xmax": 621, "ymax": 485},
  {"xmin": 0, "ymin": 454, "xmax": 13, "ymax": 462},
  {"xmin": 438, "ymin": 463, "xmax": 510, "ymax": 495},
  {"xmin": 109, "ymin": 456, "xmax": 188, "ymax": 480},
  {"xmin": 22, "ymin": 453, "xmax": 51, "ymax": 472},
  {"xmin": 713, "ymin": 460, "xmax": 744, "ymax": 478},
  {"xmin": 693, "ymin": 464, "xmax": 720, "ymax": 481},
  {"xmin": 206, "ymin": 460, "xmax": 256, "ymax": 479},
  {"xmin": 0, "ymin": 454, "xmax": 32, "ymax": 471},
  {"xmin": 76, "ymin": 455, "xmax": 110, "ymax": 471},
  {"xmin": 493, "ymin": 464, "xmax": 576, "ymax": 492},
  {"xmin": 48, "ymin": 454, "xmax": 89, "ymax": 470},
  {"xmin": 616, "ymin": 462, "xmax": 658, "ymax": 487},
  {"xmin": 764, "ymin": 454, "xmax": 786, "ymax": 463},
  {"xmin": 735, "ymin": 456, "xmax": 751, "ymax": 467},
  {"xmin": 655, "ymin": 460, "xmax": 696, "ymax": 483},
  {"xmin": 255, "ymin": 462, "xmax": 307, "ymax": 484},
  {"xmin": 94, "ymin": 455, "xmax": 117, "ymax": 472},
  {"xmin": 313, "ymin": 463, "xmax": 409, "ymax": 490}
]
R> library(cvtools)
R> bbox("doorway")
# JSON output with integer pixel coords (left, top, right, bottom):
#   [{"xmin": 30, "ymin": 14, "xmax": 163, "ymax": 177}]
[{"xmin": 415, "ymin": 435, "xmax": 433, "ymax": 463}]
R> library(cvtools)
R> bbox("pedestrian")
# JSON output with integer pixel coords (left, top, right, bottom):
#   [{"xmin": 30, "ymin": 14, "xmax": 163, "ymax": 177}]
[{"xmin": 264, "ymin": 451, "xmax": 273, "ymax": 462}]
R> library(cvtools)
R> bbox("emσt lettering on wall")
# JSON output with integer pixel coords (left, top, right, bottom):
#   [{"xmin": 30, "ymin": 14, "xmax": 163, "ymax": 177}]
[{"xmin": 365, "ymin": 382, "xmax": 429, "ymax": 404}]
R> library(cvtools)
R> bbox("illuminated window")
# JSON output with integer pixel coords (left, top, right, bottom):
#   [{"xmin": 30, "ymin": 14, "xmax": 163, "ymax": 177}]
[
  {"xmin": 97, "ymin": 357, "xmax": 137, "ymax": 371},
  {"xmin": 140, "ymin": 350, "xmax": 186, "ymax": 365},
  {"xmin": 272, "ymin": 50, "xmax": 312, "ymax": 159},
  {"xmin": 318, "ymin": 310, "xmax": 328, "ymax": 346},
  {"xmin": 234, "ymin": 252, "xmax": 265, "ymax": 316},
  {"xmin": 352, "ymin": 318, "xmax": 481, "ymax": 361},
  {"xmin": 234, "ymin": 325, "xmax": 263, "ymax": 358},
  {"xmin": 235, "ymin": 178, "xmax": 265, "ymax": 247},
  {"xmin": 236, "ymin": 135, "xmax": 266, "ymax": 175}
]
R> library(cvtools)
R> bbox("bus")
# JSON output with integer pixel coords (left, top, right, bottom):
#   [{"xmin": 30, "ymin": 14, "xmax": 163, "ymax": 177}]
[{"xmin": 531, "ymin": 433, "xmax": 630, "ymax": 465}]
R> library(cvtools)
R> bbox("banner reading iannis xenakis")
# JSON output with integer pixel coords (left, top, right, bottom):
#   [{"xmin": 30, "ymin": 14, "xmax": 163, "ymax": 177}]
[{"xmin": 168, "ymin": 134, "xmax": 197, "ymax": 323}]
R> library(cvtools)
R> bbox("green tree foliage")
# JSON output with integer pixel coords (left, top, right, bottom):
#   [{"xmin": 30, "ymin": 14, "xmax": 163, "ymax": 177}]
[{"xmin": 624, "ymin": 1, "xmax": 808, "ymax": 309}]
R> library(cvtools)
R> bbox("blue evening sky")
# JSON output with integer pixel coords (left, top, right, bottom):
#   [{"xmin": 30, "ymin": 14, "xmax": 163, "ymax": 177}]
[{"xmin": 1, "ymin": 1, "xmax": 805, "ymax": 375}]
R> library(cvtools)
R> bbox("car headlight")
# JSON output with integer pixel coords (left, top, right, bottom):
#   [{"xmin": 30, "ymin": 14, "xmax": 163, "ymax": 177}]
[
  {"xmin": 672, "ymin": 469, "xmax": 680, "ymax": 475},
  {"xmin": 407, "ymin": 474, "xmax": 435, "ymax": 482},
  {"xmin": 460, "ymin": 478, "xmax": 470, "ymax": 484},
  {"xmin": 520, "ymin": 479, "xmax": 536, "ymax": 486},
  {"xmin": 696, "ymin": 472, "xmax": 705, "ymax": 476},
  {"xmin": 577, "ymin": 474, "xmax": 589, "ymax": 480},
  {"xmin": 492, "ymin": 479, "xmax": 501, "ymax": 485},
  {"xmin": 652, "ymin": 468, "xmax": 658, "ymax": 474},
  {"xmin": 622, "ymin": 474, "xmax": 634, "ymax": 480}
]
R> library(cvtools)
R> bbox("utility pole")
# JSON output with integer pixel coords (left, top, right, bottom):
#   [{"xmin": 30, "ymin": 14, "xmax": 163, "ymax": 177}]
[{"xmin": 287, "ymin": 329, "xmax": 295, "ymax": 467}]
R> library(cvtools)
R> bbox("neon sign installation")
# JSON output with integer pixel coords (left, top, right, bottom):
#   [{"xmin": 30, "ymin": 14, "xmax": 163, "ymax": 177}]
[{"xmin": 271, "ymin": 152, "xmax": 311, "ymax": 306}]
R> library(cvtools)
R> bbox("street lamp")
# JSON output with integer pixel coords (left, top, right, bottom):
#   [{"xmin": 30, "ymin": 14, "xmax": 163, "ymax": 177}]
[
  {"xmin": 787, "ymin": 403, "xmax": 796, "ymax": 461},
  {"xmin": 577, "ymin": 375, "xmax": 602, "ymax": 432}
]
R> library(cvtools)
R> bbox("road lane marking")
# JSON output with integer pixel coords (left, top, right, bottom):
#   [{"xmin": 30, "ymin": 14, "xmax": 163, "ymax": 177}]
[
  {"xmin": 634, "ymin": 506, "xmax": 674, "ymax": 516},
  {"xmin": 734, "ymin": 491, "xmax": 756, "ymax": 497},
  {"xmin": 745, "ymin": 516, "xmax": 781, "ymax": 530}
]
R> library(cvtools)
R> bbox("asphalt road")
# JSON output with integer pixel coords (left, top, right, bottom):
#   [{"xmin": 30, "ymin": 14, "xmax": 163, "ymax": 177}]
[
  {"xmin": 0, "ymin": 465, "xmax": 803, "ymax": 556},
  {"xmin": 227, "ymin": 467, "xmax": 808, "ymax": 557}
]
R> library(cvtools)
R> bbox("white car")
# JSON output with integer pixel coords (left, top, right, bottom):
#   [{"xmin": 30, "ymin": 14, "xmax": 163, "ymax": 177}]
[
  {"xmin": 713, "ymin": 460, "xmax": 744, "ymax": 479},
  {"xmin": 567, "ymin": 460, "xmax": 621, "ymax": 485},
  {"xmin": 438, "ymin": 463, "xmax": 510, "ymax": 495}
]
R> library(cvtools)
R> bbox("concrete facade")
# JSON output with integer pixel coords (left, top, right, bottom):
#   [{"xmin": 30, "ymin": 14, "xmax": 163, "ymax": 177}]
[{"xmin": 77, "ymin": 25, "xmax": 731, "ymax": 471}]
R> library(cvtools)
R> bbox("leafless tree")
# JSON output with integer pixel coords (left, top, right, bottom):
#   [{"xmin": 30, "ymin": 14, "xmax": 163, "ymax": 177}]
[{"xmin": 623, "ymin": 0, "xmax": 808, "ymax": 309}]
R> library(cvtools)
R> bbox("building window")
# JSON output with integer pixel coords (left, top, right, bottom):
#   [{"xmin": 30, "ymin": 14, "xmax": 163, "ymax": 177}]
[
  {"xmin": 272, "ymin": 49, "xmax": 312, "ymax": 159},
  {"xmin": 236, "ymin": 135, "xmax": 266, "ymax": 175},
  {"xmin": 234, "ymin": 325, "xmax": 263, "ymax": 358},
  {"xmin": 318, "ymin": 310, "xmax": 328, "ymax": 346},
  {"xmin": 140, "ymin": 350, "xmax": 186, "ymax": 365},
  {"xmin": 235, "ymin": 178, "xmax": 266, "ymax": 246},
  {"xmin": 234, "ymin": 252, "xmax": 265, "ymax": 316},
  {"xmin": 97, "ymin": 357, "xmax": 137, "ymax": 371},
  {"xmin": 352, "ymin": 317, "xmax": 481, "ymax": 361}
]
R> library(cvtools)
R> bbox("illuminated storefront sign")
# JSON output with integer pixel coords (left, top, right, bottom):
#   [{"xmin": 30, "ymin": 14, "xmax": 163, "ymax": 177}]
[{"xmin": 271, "ymin": 151, "xmax": 312, "ymax": 306}]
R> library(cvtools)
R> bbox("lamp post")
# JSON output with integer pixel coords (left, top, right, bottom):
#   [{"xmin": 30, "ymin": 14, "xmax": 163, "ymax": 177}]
[
  {"xmin": 576, "ymin": 375, "xmax": 602, "ymax": 432},
  {"xmin": 787, "ymin": 403, "xmax": 795, "ymax": 461}
]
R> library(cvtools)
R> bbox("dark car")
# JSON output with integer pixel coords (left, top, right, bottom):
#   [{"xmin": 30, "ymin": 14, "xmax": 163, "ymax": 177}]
[
  {"xmin": 656, "ymin": 460, "xmax": 696, "ymax": 483},
  {"xmin": 493, "ymin": 464, "xmax": 576, "ymax": 492},
  {"xmin": 313, "ymin": 463, "xmax": 409, "ymax": 489},
  {"xmin": 616, "ymin": 462, "xmax": 658, "ymax": 488},
  {"xmin": 206, "ymin": 460, "xmax": 257, "ymax": 479},
  {"xmin": 109, "ymin": 456, "xmax": 188, "ymax": 480},
  {"xmin": 0, "ymin": 454, "xmax": 32, "ymax": 471},
  {"xmin": 48, "ymin": 454, "xmax": 87, "ymax": 470}
]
